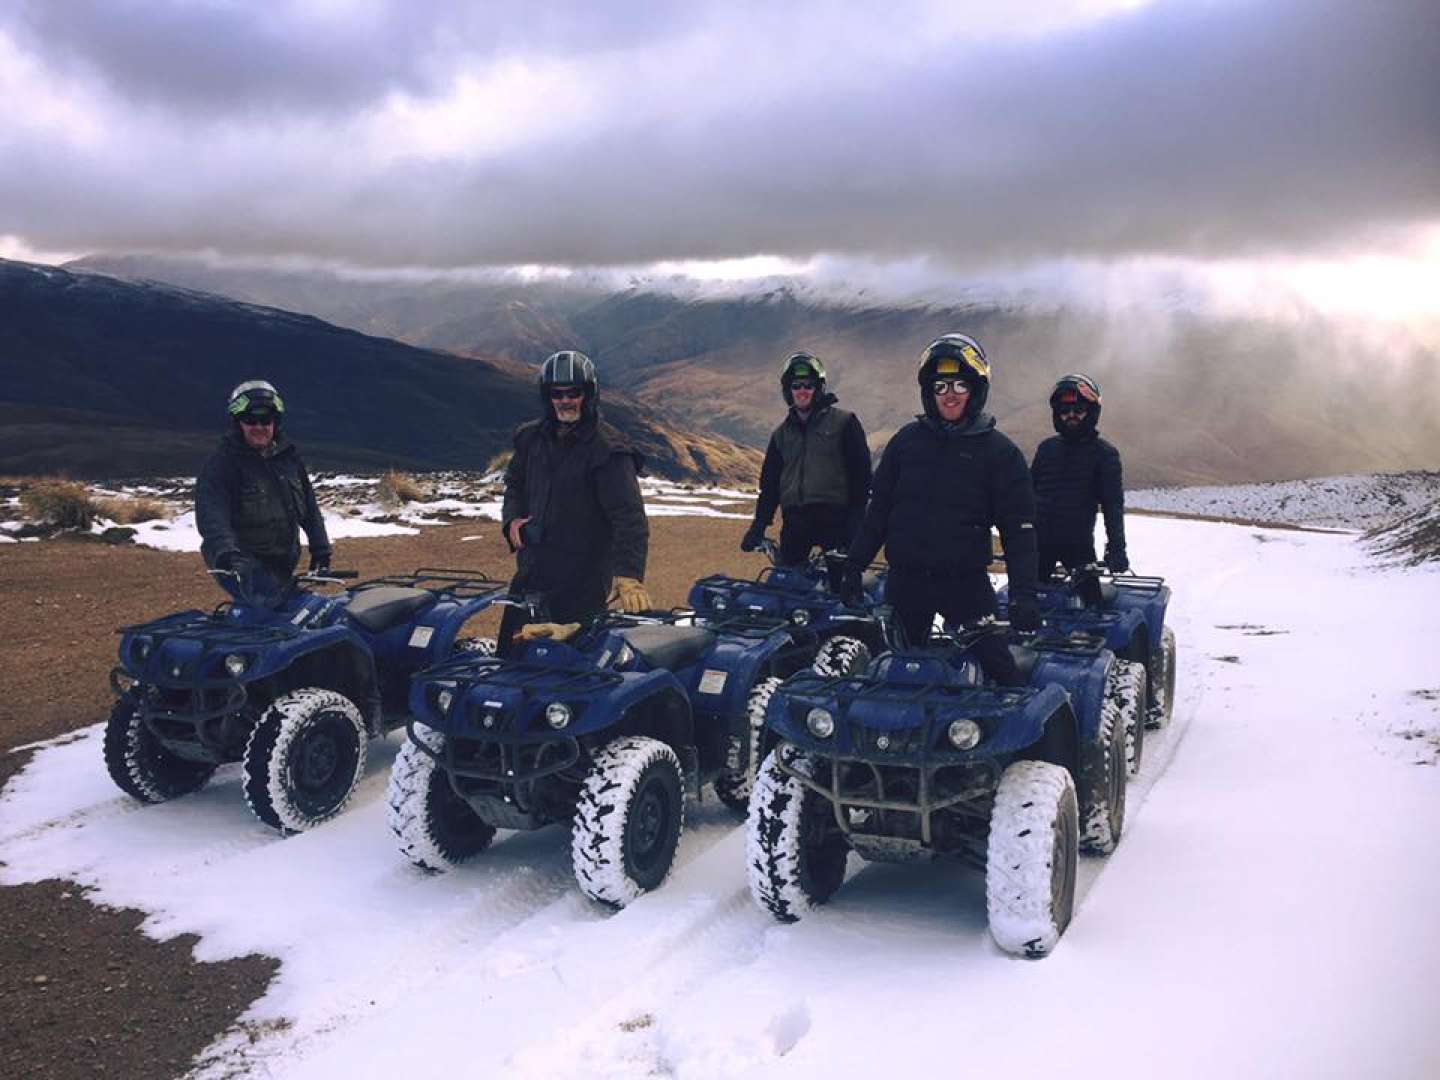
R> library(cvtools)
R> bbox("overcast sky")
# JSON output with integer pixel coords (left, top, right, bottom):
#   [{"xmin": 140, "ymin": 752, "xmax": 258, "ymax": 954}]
[{"xmin": 1, "ymin": 0, "xmax": 1436, "ymax": 291}]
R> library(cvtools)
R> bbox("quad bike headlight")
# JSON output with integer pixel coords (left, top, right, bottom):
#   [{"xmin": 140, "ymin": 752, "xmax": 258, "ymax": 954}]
[
  {"xmin": 806, "ymin": 707, "xmax": 835, "ymax": 739},
  {"xmin": 947, "ymin": 718, "xmax": 982, "ymax": 751},
  {"xmin": 134, "ymin": 636, "xmax": 153, "ymax": 660},
  {"xmin": 790, "ymin": 608, "xmax": 811, "ymax": 627},
  {"xmin": 223, "ymin": 653, "xmax": 249, "ymax": 677},
  {"xmin": 545, "ymin": 701, "xmax": 572, "ymax": 730},
  {"xmin": 710, "ymin": 592, "xmax": 729, "ymax": 612},
  {"xmin": 433, "ymin": 683, "xmax": 456, "ymax": 714}
]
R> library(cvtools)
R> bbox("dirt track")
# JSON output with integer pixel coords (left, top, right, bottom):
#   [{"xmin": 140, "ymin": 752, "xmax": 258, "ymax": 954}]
[{"xmin": 0, "ymin": 516, "xmax": 757, "ymax": 1080}]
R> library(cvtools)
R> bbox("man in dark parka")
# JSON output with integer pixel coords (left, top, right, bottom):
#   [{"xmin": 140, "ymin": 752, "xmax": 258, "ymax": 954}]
[
  {"xmin": 741, "ymin": 351, "xmax": 872, "ymax": 566},
  {"xmin": 1030, "ymin": 373, "xmax": 1128, "ymax": 577},
  {"xmin": 844, "ymin": 334, "xmax": 1040, "ymax": 685},
  {"xmin": 196, "ymin": 379, "xmax": 332, "ymax": 608},
  {"xmin": 499, "ymin": 350, "xmax": 650, "ymax": 654}
]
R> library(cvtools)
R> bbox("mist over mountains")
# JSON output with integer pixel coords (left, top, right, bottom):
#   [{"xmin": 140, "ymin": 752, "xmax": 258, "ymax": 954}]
[
  {"xmin": 0, "ymin": 259, "xmax": 760, "ymax": 483},
  {"xmin": 70, "ymin": 254, "xmax": 1440, "ymax": 488}
]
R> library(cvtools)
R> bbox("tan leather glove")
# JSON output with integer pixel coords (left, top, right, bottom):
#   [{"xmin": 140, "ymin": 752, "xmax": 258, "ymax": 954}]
[
  {"xmin": 613, "ymin": 576, "xmax": 652, "ymax": 614},
  {"xmin": 512, "ymin": 621, "xmax": 582, "ymax": 644}
]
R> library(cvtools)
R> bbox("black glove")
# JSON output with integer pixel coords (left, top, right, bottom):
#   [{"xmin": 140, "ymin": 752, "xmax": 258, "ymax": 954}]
[
  {"xmin": 215, "ymin": 550, "xmax": 238, "ymax": 573},
  {"xmin": 1104, "ymin": 544, "xmax": 1129, "ymax": 574},
  {"xmin": 309, "ymin": 550, "xmax": 332, "ymax": 574},
  {"xmin": 839, "ymin": 563, "xmax": 865, "ymax": 607},
  {"xmin": 1008, "ymin": 594, "xmax": 1041, "ymax": 633},
  {"xmin": 740, "ymin": 524, "xmax": 766, "ymax": 553}
]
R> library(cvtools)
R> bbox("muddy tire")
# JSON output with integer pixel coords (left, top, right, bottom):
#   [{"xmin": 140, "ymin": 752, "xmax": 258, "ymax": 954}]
[
  {"xmin": 572, "ymin": 736, "xmax": 685, "ymax": 908},
  {"xmin": 746, "ymin": 746, "xmax": 849, "ymax": 922},
  {"xmin": 387, "ymin": 726, "xmax": 496, "ymax": 871},
  {"xmin": 102, "ymin": 692, "xmax": 216, "ymax": 803},
  {"xmin": 713, "ymin": 676, "xmax": 783, "ymax": 815},
  {"xmin": 454, "ymin": 636, "xmax": 498, "ymax": 657},
  {"xmin": 1148, "ymin": 625, "xmax": 1177, "ymax": 728},
  {"xmin": 986, "ymin": 761, "xmax": 1078, "ymax": 958},
  {"xmin": 1076, "ymin": 688, "xmax": 1128, "ymax": 855},
  {"xmin": 242, "ymin": 688, "xmax": 367, "ymax": 833},
  {"xmin": 812, "ymin": 635, "xmax": 871, "ymax": 679},
  {"xmin": 1107, "ymin": 659, "xmax": 1148, "ymax": 776}
]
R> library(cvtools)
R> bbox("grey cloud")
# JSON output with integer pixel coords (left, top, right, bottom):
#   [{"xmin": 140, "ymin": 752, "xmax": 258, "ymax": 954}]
[{"xmin": 1, "ymin": 0, "xmax": 1437, "ymax": 267}]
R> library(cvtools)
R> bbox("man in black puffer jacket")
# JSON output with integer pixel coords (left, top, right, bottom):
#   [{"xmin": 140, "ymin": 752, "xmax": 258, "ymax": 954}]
[
  {"xmin": 196, "ymin": 380, "xmax": 332, "ymax": 608},
  {"xmin": 741, "ymin": 351, "xmax": 872, "ymax": 565},
  {"xmin": 844, "ymin": 334, "xmax": 1040, "ymax": 686},
  {"xmin": 499, "ymin": 350, "xmax": 650, "ymax": 655},
  {"xmin": 1031, "ymin": 374, "xmax": 1128, "ymax": 578}
]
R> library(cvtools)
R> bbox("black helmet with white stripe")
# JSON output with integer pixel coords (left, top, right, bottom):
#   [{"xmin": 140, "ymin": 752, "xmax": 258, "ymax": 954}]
[{"xmin": 538, "ymin": 349, "xmax": 599, "ymax": 420}]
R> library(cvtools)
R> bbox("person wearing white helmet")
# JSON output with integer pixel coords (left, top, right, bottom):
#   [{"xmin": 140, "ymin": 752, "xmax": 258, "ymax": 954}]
[
  {"xmin": 843, "ymin": 334, "xmax": 1040, "ymax": 685},
  {"xmin": 741, "ymin": 351, "xmax": 872, "ymax": 565},
  {"xmin": 196, "ymin": 379, "xmax": 332, "ymax": 607}
]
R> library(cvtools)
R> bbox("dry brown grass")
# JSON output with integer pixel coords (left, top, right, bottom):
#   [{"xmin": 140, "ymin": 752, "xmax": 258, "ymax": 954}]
[
  {"xmin": 94, "ymin": 496, "xmax": 172, "ymax": 525},
  {"xmin": 18, "ymin": 478, "xmax": 96, "ymax": 528},
  {"xmin": 485, "ymin": 449, "xmax": 513, "ymax": 475},
  {"xmin": 377, "ymin": 469, "xmax": 428, "ymax": 506}
]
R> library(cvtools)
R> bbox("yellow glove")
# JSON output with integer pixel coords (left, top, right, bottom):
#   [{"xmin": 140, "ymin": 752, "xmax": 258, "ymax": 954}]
[
  {"xmin": 613, "ymin": 576, "xmax": 652, "ymax": 614},
  {"xmin": 512, "ymin": 621, "xmax": 582, "ymax": 644}
]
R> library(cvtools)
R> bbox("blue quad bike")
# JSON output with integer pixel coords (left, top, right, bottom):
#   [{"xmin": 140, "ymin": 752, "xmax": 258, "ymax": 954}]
[
  {"xmin": 997, "ymin": 563, "xmax": 1175, "ymax": 773},
  {"xmin": 745, "ymin": 613, "xmax": 1145, "ymax": 959},
  {"xmin": 104, "ymin": 568, "xmax": 507, "ymax": 833},
  {"xmin": 689, "ymin": 537, "xmax": 890, "ymax": 680},
  {"xmin": 387, "ymin": 598, "xmax": 835, "ymax": 908}
]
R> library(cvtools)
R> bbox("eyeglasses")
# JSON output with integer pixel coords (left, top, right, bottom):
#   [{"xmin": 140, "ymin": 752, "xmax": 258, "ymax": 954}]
[
  {"xmin": 548, "ymin": 387, "xmax": 585, "ymax": 401},
  {"xmin": 789, "ymin": 380, "xmax": 816, "ymax": 392},
  {"xmin": 932, "ymin": 379, "xmax": 971, "ymax": 396},
  {"xmin": 239, "ymin": 414, "xmax": 276, "ymax": 426}
]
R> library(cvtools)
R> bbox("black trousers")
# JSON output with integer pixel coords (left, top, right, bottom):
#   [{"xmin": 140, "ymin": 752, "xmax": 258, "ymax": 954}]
[
  {"xmin": 778, "ymin": 503, "xmax": 855, "ymax": 567},
  {"xmin": 886, "ymin": 567, "xmax": 1024, "ymax": 687},
  {"xmin": 1038, "ymin": 541, "xmax": 1097, "ymax": 580},
  {"xmin": 496, "ymin": 572, "xmax": 609, "ymax": 658}
]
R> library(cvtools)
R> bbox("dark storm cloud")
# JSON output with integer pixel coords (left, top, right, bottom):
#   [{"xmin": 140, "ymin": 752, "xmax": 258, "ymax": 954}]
[{"xmin": 1, "ymin": 0, "xmax": 1437, "ymax": 267}]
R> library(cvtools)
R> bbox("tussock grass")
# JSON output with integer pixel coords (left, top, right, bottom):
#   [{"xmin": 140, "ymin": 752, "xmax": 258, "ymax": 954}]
[
  {"xmin": 19, "ymin": 477, "xmax": 97, "ymax": 528},
  {"xmin": 94, "ymin": 496, "xmax": 172, "ymax": 524},
  {"xmin": 484, "ymin": 449, "xmax": 513, "ymax": 475},
  {"xmin": 378, "ymin": 469, "xmax": 428, "ymax": 506}
]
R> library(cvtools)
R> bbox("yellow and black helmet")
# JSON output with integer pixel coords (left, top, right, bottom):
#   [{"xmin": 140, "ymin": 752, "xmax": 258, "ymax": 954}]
[{"xmin": 918, "ymin": 333, "xmax": 990, "ymax": 418}]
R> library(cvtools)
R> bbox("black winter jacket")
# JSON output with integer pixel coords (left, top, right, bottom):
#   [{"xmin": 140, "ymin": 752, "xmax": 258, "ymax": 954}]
[
  {"xmin": 752, "ymin": 396, "xmax": 872, "ymax": 529},
  {"xmin": 848, "ymin": 414, "xmax": 1038, "ymax": 597},
  {"xmin": 196, "ymin": 431, "xmax": 331, "ymax": 574},
  {"xmin": 501, "ymin": 415, "xmax": 649, "ymax": 592},
  {"xmin": 1030, "ymin": 433, "xmax": 1126, "ymax": 552}
]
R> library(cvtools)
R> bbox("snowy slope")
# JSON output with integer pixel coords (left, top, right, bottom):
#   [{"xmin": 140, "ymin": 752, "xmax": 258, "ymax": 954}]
[
  {"xmin": 1129, "ymin": 470, "xmax": 1440, "ymax": 530},
  {"xmin": 3, "ymin": 516, "xmax": 1439, "ymax": 1079}
]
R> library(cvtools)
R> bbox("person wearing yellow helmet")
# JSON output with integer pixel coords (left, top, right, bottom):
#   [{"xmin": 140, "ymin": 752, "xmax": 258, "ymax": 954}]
[
  {"xmin": 843, "ymin": 334, "xmax": 1040, "ymax": 685},
  {"xmin": 741, "ymin": 351, "xmax": 872, "ymax": 564}
]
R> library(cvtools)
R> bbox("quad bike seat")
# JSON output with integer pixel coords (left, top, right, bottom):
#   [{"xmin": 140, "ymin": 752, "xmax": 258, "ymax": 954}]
[
  {"xmin": 345, "ymin": 586, "xmax": 435, "ymax": 632},
  {"xmin": 618, "ymin": 624, "xmax": 717, "ymax": 671},
  {"xmin": 1009, "ymin": 644, "xmax": 1041, "ymax": 682}
]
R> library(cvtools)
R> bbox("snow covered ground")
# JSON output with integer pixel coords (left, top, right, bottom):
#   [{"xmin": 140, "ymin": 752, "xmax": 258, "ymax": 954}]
[
  {"xmin": 0, "ymin": 474, "xmax": 756, "ymax": 551},
  {"xmin": 3, "ymin": 515, "xmax": 1438, "ymax": 1078},
  {"xmin": 1130, "ymin": 470, "xmax": 1440, "ymax": 530}
]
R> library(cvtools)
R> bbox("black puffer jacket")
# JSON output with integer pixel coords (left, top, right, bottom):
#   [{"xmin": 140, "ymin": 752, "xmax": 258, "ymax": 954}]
[
  {"xmin": 1031, "ymin": 433, "xmax": 1125, "ymax": 551},
  {"xmin": 501, "ymin": 414, "xmax": 648, "ymax": 593},
  {"xmin": 196, "ymin": 431, "xmax": 331, "ymax": 574},
  {"xmin": 848, "ymin": 413, "xmax": 1038, "ymax": 596}
]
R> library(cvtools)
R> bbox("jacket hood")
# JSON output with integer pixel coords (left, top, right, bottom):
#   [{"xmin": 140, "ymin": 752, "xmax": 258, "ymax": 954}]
[{"xmin": 917, "ymin": 411, "xmax": 996, "ymax": 437}]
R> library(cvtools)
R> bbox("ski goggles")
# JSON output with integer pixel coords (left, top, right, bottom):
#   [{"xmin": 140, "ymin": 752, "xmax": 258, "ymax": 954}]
[
  {"xmin": 931, "ymin": 378, "xmax": 972, "ymax": 396},
  {"xmin": 548, "ymin": 386, "xmax": 585, "ymax": 401},
  {"xmin": 1056, "ymin": 405, "xmax": 1088, "ymax": 418}
]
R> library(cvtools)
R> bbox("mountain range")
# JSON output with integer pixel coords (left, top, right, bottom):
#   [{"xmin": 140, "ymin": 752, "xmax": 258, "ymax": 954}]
[
  {"xmin": 66, "ymin": 254, "xmax": 1440, "ymax": 488},
  {"xmin": 0, "ymin": 259, "xmax": 760, "ymax": 484}
]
